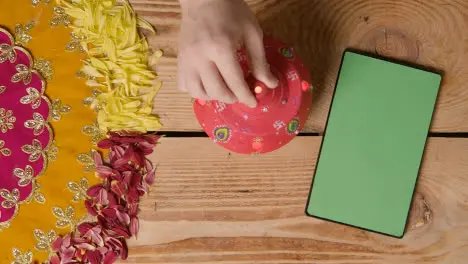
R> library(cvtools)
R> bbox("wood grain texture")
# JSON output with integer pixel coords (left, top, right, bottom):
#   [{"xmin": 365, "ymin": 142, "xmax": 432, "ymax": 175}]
[
  {"xmin": 129, "ymin": 0, "xmax": 468, "ymax": 133},
  {"xmin": 125, "ymin": 137, "xmax": 468, "ymax": 263}
]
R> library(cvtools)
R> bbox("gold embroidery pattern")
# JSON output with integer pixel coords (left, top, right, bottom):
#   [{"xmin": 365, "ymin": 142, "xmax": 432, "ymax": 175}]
[
  {"xmin": 82, "ymin": 122, "xmax": 104, "ymax": 145},
  {"xmin": 12, "ymin": 64, "xmax": 32, "ymax": 85},
  {"xmin": 0, "ymin": 221, "xmax": 10, "ymax": 232},
  {"xmin": 51, "ymin": 7, "xmax": 71, "ymax": 27},
  {"xmin": 33, "ymin": 58, "xmax": 54, "ymax": 81},
  {"xmin": 14, "ymin": 21, "xmax": 35, "ymax": 46},
  {"xmin": 0, "ymin": 29, "xmax": 56, "ymax": 233},
  {"xmin": 31, "ymin": 0, "xmax": 51, "ymax": 7},
  {"xmin": 83, "ymin": 88, "xmax": 101, "ymax": 110},
  {"xmin": 67, "ymin": 178, "xmax": 89, "ymax": 202},
  {"xmin": 0, "ymin": 108, "xmax": 16, "ymax": 133},
  {"xmin": 0, "ymin": 189, "xmax": 20, "ymax": 209},
  {"xmin": 52, "ymin": 205, "xmax": 76, "ymax": 229},
  {"xmin": 66, "ymin": 32, "xmax": 85, "ymax": 52},
  {"xmin": 27, "ymin": 182, "xmax": 46, "ymax": 204},
  {"xmin": 33, "ymin": 229, "xmax": 57, "ymax": 252},
  {"xmin": 20, "ymin": 87, "xmax": 43, "ymax": 109},
  {"xmin": 0, "ymin": 43, "xmax": 16, "ymax": 63},
  {"xmin": 0, "ymin": 140, "xmax": 11, "ymax": 156},
  {"xmin": 0, "ymin": 27, "xmax": 65, "ymax": 261},
  {"xmin": 21, "ymin": 139, "xmax": 44, "ymax": 162},
  {"xmin": 45, "ymin": 140, "xmax": 58, "ymax": 162},
  {"xmin": 24, "ymin": 112, "xmax": 46, "ymax": 135},
  {"xmin": 31, "ymin": 0, "xmax": 41, "ymax": 7},
  {"xmin": 77, "ymin": 149, "xmax": 97, "ymax": 172},
  {"xmin": 76, "ymin": 69, "xmax": 90, "ymax": 79},
  {"xmin": 13, "ymin": 165, "xmax": 34, "ymax": 187},
  {"xmin": 51, "ymin": 98, "xmax": 71, "ymax": 121},
  {"xmin": 11, "ymin": 248, "xmax": 33, "ymax": 264}
]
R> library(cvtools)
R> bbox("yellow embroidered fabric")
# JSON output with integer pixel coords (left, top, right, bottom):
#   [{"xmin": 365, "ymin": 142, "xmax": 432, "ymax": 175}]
[{"xmin": 0, "ymin": 1, "xmax": 100, "ymax": 263}]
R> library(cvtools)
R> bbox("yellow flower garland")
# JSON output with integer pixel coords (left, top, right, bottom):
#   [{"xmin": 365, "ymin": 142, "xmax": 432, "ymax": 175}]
[{"xmin": 56, "ymin": 0, "xmax": 162, "ymax": 133}]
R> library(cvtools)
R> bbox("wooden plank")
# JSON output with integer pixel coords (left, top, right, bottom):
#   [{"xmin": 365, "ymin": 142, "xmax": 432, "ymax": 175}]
[
  {"xmin": 130, "ymin": 0, "xmax": 468, "ymax": 133},
  {"xmin": 126, "ymin": 137, "xmax": 468, "ymax": 263}
]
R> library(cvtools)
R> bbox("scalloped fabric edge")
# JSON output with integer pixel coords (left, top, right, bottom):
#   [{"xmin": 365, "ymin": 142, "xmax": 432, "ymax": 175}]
[{"xmin": 0, "ymin": 26, "xmax": 54, "ymax": 227}]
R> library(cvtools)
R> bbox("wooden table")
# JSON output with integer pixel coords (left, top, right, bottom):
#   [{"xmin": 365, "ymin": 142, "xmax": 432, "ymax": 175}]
[{"xmin": 127, "ymin": 0, "xmax": 468, "ymax": 263}]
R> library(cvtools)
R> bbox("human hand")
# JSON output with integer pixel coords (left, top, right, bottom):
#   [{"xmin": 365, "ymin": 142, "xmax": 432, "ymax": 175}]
[{"xmin": 178, "ymin": 0, "xmax": 279, "ymax": 108}]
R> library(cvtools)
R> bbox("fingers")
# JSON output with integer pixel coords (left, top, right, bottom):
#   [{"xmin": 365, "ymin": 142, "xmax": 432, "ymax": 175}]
[
  {"xmin": 179, "ymin": 58, "xmax": 238, "ymax": 104},
  {"xmin": 180, "ymin": 47, "xmax": 260, "ymax": 108},
  {"xmin": 179, "ymin": 30, "xmax": 268, "ymax": 107},
  {"xmin": 215, "ymin": 48, "xmax": 257, "ymax": 108},
  {"xmin": 244, "ymin": 27, "xmax": 279, "ymax": 89},
  {"xmin": 189, "ymin": 75, "xmax": 209, "ymax": 100},
  {"xmin": 178, "ymin": 61, "xmax": 209, "ymax": 100},
  {"xmin": 200, "ymin": 62, "xmax": 236, "ymax": 103}
]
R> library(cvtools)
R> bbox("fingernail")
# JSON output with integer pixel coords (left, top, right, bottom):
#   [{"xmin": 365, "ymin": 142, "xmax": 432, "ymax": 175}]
[
  {"xmin": 271, "ymin": 78, "xmax": 279, "ymax": 88},
  {"xmin": 264, "ymin": 73, "xmax": 279, "ymax": 88}
]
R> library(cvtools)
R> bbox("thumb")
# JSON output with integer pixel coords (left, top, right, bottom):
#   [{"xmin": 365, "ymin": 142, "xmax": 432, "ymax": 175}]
[{"xmin": 245, "ymin": 30, "xmax": 279, "ymax": 89}]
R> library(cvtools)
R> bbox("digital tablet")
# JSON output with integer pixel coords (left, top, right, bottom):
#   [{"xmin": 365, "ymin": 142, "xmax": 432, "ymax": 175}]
[{"xmin": 306, "ymin": 51, "xmax": 442, "ymax": 238}]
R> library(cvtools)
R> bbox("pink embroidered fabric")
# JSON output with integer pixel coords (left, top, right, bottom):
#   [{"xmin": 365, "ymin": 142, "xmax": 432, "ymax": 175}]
[{"xmin": 0, "ymin": 27, "xmax": 52, "ymax": 224}]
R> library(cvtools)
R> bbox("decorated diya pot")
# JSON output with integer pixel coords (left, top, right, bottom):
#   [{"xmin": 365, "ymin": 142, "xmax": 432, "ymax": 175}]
[{"xmin": 193, "ymin": 37, "xmax": 313, "ymax": 154}]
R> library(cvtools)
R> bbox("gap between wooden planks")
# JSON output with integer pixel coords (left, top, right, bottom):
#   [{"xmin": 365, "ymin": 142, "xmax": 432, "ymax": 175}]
[
  {"xmin": 126, "ymin": 137, "xmax": 468, "ymax": 264},
  {"xmin": 131, "ymin": 0, "xmax": 468, "ymax": 133}
]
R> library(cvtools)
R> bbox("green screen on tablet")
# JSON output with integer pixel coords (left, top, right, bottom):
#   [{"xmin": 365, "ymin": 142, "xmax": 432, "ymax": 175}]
[{"xmin": 306, "ymin": 51, "xmax": 441, "ymax": 238}]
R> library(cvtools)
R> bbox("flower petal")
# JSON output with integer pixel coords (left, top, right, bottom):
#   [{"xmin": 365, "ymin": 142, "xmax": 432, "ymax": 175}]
[
  {"xmin": 128, "ymin": 202, "xmax": 139, "ymax": 217},
  {"xmin": 49, "ymin": 254, "xmax": 61, "ymax": 264},
  {"xmin": 111, "ymin": 180, "xmax": 125, "ymax": 197},
  {"xmin": 93, "ymin": 150, "xmax": 103, "ymax": 167},
  {"xmin": 87, "ymin": 184, "xmax": 104, "ymax": 197},
  {"xmin": 120, "ymin": 239, "xmax": 128, "ymax": 260},
  {"xmin": 75, "ymin": 242, "xmax": 97, "ymax": 251},
  {"xmin": 86, "ymin": 229, "xmax": 104, "ymax": 247},
  {"xmin": 110, "ymin": 225, "xmax": 131, "ymax": 239},
  {"xmin": 97, "ymin": 188, "xmax": 109, "ymax": 205},
  {"xmin": 97, "ymin": 139, "xmax": 114, "ymax": 149},
  {"xmin": 103, "ymin": 251, "xmax": 118, "ymax": 264},
  {"xmin": 77, "ymin": 222, "xmax": 96, "ymax": 235},
  {"xmin": 51, "ymin": 237, "xmax": 63, "ymax": 251},
  {"xmin": 107, "ymin": 191, "xmax": 118, "ymax": 206},
  {"xmin": 116, "ymin": 210, "xmax": 130, "ymax": 226},
  {"xmin": 129, "ymin": 217, "xmax": 139, "ymax": 238},
  {"xmin": 85, "ymin": 200, "xmax": 98, "ymax": 216},
  {"xmin": 144, "ymin": 159, "xmax": 153, "ymax": 172},
  {"xmin": 98, "ymin": 246, "xmax": 108, "ymax": 255},
  {"xmin": 85, "ymin": 250, "xmax": 102, "ymax": 264},
  {"xmin": 102, "ymin": 208, "xmax": 117, "ymax": 219},
  {"xmin": 61, "ymin": 247, "xmax": 76, "ymax": 263},
  {"xmin": 130, "ymin": 172, "xmax": 142, "ymax": 188},
  {"xmin": 105, "ymin": 236, "xmax": 122, "ymax": 251},
  {"xmin": 138, "ymin": 141, "xmax": 155, "ymax": 155},
  {"xmin": 96, "ymin": 165, "xmax": 114, "ymax": 179},
  {"xmin": 127, "ymin": 188, "xmax": 139, "ymax": 203},
  {"xmin": 63, "ymin": 234, "xmax": 71, "ymax": 248},
  {"xmin": 144, "ymin": 168, "xmax": 156, "ymax": 186}
]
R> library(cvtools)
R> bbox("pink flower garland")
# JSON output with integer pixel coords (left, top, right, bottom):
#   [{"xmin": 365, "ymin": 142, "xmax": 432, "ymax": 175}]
[{"xmin": 49, "ymin": 133, "xmax": 160, "ymax": 264}]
